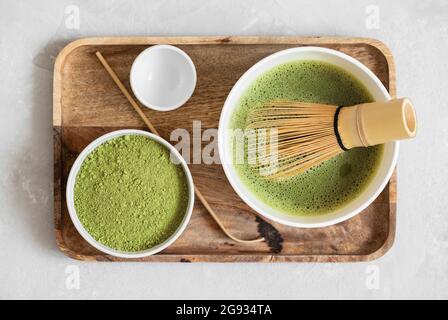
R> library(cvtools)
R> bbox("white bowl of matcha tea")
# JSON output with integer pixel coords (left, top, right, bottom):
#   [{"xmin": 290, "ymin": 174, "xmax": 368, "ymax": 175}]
[
  {"xmin": 66, "ymin": 129, "xmax": 194, "ymax": 258},
  {"xmin": 218, "ymin": 46, "xmax": 398, "ymax": 228}
]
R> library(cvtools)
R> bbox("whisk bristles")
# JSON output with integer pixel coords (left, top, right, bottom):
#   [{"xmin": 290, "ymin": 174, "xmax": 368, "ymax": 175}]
[{"xmin": 246, "ymin": 101, "xmax": 344, "ymax": 180}]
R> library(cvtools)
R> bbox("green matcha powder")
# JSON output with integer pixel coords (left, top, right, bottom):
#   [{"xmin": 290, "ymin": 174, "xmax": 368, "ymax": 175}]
[{"xmin": 74, "ymin": 135, "xmax": 189, "ymax": 252}]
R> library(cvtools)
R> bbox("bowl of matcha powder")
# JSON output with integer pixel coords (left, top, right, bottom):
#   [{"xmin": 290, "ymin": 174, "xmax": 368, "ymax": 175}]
[{"xmin": 66, "ymin": 129, "xmax": 195, "ymax": 258}]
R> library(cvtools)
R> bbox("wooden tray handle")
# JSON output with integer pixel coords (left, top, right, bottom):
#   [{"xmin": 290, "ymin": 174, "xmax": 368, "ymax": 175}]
[{"xmin": 95, "ymin": 51, "xmax": 264, "ymax": 244}]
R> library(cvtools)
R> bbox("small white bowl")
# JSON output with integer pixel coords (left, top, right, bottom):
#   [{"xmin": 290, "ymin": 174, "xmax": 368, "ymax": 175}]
[
  {"xmin": 218, "ymin": 46, "xmax": 398, "ymax": 228},
  {"xmin": 66, "ymin": 129, "xmax": 195, "ymax": 258},
  {"xmin": 130, "ymin": 45, "xmax": 196, "ymax": 111}
]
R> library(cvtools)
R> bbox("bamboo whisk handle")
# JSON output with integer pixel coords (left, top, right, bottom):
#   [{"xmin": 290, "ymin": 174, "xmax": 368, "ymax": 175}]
[{"xmin": 338, "ymin": 98, "xmax": 417, "ymax": 149}]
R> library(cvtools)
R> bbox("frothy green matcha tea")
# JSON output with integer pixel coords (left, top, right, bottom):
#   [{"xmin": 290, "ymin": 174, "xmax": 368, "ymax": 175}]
[
  {"xmin": 74, "ymin": 135, "xmax": 189, "ymax": 252},
  {"xmin": 230, "ymin": 60, "xmax": 383, "ymax": 216}
]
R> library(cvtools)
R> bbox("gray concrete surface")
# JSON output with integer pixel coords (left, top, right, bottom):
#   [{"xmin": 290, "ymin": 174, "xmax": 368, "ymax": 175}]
[{"xmin": 0, "ymin": 0, "xmax": 447, "ymax": 299}]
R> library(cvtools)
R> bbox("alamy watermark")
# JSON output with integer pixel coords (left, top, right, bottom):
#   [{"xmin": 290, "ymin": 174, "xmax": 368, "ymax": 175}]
[
  {"xmin": 365, "ymin": 5, "xmax": 380, "ymax": 30},
  {"xmin": 169, "ymin": 121, "xmax": 279, "ymax": 176},
  {"xmin": 365, "ymin": 265, "xmax": 380, "ymax": 290},
  {"xmin": 65, "ymin": 265, "xmax": 80, "ymax": 290},
  {"xmin": 64, "ymin": 5, "xmax": 80, "ymax": 30}
]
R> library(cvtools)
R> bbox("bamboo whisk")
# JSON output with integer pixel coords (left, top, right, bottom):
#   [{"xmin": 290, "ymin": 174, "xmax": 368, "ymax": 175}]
[{"xmin": 246, "ymin": 98, "xmax": 417, "ymax": 180}]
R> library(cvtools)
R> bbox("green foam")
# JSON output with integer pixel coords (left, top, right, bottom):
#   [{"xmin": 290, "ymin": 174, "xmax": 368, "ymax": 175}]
[
  {"xmin": 74, "ymin": 135, "xmax": 189, "ymax": 252},
  {"xmin": 230, "ymin": 60, "xmax": 384, "ymax": 216}
]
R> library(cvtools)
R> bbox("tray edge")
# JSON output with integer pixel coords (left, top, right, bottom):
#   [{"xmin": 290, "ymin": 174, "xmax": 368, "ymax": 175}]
[{"xmin": 53, "ymin": 36, "xmax": 397, "ymax": 263}]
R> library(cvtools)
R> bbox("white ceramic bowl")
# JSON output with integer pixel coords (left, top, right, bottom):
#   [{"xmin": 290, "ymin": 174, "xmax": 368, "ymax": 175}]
[
  {"xmin": 66, "ymin": 129, "xmax": 195, "ymax": 258},
  {"xmin": 130, "ymin": 45, "xmax": 196, "ymax": 111},
  {"xmin": 218, "ymin": 46, "xmax": 398, "ymax": 228}
]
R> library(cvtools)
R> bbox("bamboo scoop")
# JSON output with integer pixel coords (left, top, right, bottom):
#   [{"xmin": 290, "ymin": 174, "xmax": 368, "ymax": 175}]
[
  {"xmin": 95, "ymin": 51, "xmax": 264, "ymax": 244},
  {"xmin": 246, "ymin": 98, "xmax": 417, "ymax": 180}
]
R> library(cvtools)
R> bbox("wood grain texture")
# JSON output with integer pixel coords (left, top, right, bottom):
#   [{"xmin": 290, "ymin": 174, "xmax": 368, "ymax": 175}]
[{"xmin": 53, "ymin": 36, "xmax": 396, "ymax": 262}]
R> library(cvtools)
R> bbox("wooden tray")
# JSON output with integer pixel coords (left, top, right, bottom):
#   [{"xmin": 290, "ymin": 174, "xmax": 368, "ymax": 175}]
[{"xmin": 54, "ymin": 36, "xmax": 396, "ymax": 262}]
